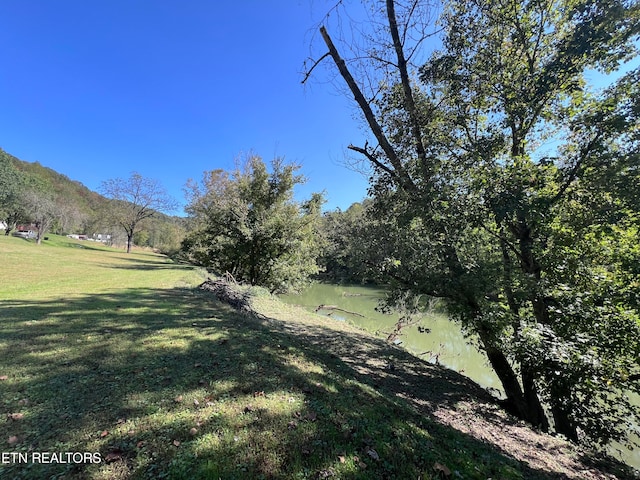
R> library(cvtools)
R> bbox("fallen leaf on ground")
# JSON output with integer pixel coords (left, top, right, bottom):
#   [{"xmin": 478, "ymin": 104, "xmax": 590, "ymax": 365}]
[
  {"xmin": 8, "ymin": 436, "xmax": 19, "ymax": 444},
  {"xmin": 173, "ymin": 440, "xmax": 181, "ymax": 447},
  {"xmin": 174, "ymin": 395, "xmax": 183, "ymax": 403},
  {"xmin": 190, "ymin": 427, "xmax": 198, "ymax": 436},
  {"xmin": 100, "ymin": 430, "xmax": 109, "ymax": 438},
  {"xmin": 338, "ymin": 455, "xmax": 346, "ymax": 463}
]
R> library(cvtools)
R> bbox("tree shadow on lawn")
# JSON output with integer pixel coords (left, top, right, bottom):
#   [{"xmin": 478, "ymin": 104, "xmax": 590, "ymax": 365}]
[
  {"xmin": 96, "ymin": 255, "xmax": 194, "ymax": 271},
  {"xmin": 0, "ymin": 288, "xmax": 626, "ymax": 479},
  {"xmin": 103, "ymin": 263, "xmax": 193, "ymax": 271}
]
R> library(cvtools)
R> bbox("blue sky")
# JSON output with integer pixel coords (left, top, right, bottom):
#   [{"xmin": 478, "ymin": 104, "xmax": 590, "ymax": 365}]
[
  {"xmin": 0, "ymin": 1, "xmax": 372, "ymax": 214},
  {"xmin": 1, "ymin": 2, "xmax": 637, "ymax": 216}
]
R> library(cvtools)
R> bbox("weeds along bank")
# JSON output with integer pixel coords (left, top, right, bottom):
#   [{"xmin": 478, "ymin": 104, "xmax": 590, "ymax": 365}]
[{"xmin": 0, "ymin": 235, "xmax": 635, "ymax": 479}]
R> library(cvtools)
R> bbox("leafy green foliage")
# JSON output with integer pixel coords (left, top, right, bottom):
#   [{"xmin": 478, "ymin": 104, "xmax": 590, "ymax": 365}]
[
  {"xmin": 182, "ymin": 155, "xmax": 324, "ymax": 293},
  {"xmin": 0, "ymin": 148, "xmax": 26, "ymax": 234},
  {"xmin": 318, "ymin": 200, "xmax": 375, "ymax": 283},
  {"xmin": 317, "ymin": 0, "xmax": 640, "ymax": 448}
]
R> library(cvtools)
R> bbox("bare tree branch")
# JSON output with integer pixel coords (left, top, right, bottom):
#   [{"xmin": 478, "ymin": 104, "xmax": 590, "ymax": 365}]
[
  {"xmin": 386, "ymin": 0, "xmax": 430, "ymax": 181},
  {"xmin": 301, "ymin": 52, "xmax": 331, "ymax": 84},
  {"xmin": 319, "ymin": 25, "xmax": 416, "ymax": 192},
  {"xmin": 348, "ymin": 144, "xmax": 396, "ymax": 177}
]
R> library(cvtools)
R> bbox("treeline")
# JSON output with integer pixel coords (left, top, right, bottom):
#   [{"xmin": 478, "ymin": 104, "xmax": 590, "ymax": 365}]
[{"xmin": 0, "ymin": 148, "xmax": 184, "ymax": 253}]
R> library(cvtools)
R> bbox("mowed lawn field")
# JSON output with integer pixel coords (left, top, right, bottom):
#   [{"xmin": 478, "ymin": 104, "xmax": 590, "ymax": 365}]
[{"xmin": 0, "ymin": 234, "xmax": 631, "ymax": 480}]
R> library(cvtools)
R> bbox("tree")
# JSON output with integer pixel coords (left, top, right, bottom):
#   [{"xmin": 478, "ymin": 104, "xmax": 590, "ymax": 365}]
[
  {"xmin": 319, "ymin": 200, "xmax": 376, "ymax": 282},
  {"xmin": 182, "ymin": 154, "xmax": 324, "ymax": 293},
  {"xmin": 307, "ymin": 0, "xmax": 640, "ymax": 447},
  {"xmin": 21, "ymin": 189, "xmax": 59, "ymax": 244},
  {"xmin": 54, "ymin": 200, "xmax": 87, "ymax": 235},
  {"xmin": 0, "ymin": 149, "xmax": 27, "ymax": 235},
  {"xmin": 100, "ymin": 172, "xmax": 177, "ymax": 253}
]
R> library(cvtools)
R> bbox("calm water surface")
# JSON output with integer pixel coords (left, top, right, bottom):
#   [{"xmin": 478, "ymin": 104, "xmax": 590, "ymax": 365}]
[
  {"xmin": 281, "ymin": 283, "xmax": 501, "ymax": 391},
  {"xmin": 281, "ymin": 282, "xmax": 640, "ymax": 470}
]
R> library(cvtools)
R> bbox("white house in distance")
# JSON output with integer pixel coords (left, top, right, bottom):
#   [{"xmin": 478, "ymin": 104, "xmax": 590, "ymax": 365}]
[
  {"xmin": 67, "ymin": 233, "xmax": 112, "ymax": 243},
  {"xmin": 93, "ymin": 233, "xmax": 111, "ymax": 243}
]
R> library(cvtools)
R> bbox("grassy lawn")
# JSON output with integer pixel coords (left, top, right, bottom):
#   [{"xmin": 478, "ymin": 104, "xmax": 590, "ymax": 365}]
[{"xmin": 0, "ymin": 234, "xmax": 628, "ymax": 479}]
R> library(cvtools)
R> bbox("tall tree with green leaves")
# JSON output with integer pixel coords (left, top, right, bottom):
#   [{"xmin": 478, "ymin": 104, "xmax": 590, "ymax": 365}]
[
  {"xmin": 182, "ymin": 154, "xmax": 324, "ymax": 293},
  {"xmin": 308, "ymin": 0, "xmax": 640, "ymax": 447},
  {"xmin": 100, "ymin": 173, "xmax": 177, "ymax": 253}
]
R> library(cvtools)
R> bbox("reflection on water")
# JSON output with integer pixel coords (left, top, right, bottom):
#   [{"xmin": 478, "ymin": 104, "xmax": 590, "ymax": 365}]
[
  {"xmin": 281, "ymin": 282, "xmax": 640, "ymax": 470},
  {"xmin": 281, "ymin": 283, "xmax": 502, "ymax": 391}
]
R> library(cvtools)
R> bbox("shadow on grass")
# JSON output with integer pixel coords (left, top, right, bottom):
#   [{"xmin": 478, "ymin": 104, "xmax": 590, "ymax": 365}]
[
  {"xmin": 0, "ymin": 287, "xmax": 628, "ymax": 479},
  {"xmin": 97, "ymin": 255, "xmax": 190, "ymax": 271}
]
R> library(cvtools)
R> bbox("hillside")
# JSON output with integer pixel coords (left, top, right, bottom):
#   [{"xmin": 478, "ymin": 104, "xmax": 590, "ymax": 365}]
[
  {"xmin": 0, "ymin": 234, "xmax": 634, "ymax": 479},
  {"xmin": 2, "ymin": 147, "xmax": 106, "ymax": 216},
  {"xmin": 1, "ymin": 148, "xmax": 185, "ymax": 251}
]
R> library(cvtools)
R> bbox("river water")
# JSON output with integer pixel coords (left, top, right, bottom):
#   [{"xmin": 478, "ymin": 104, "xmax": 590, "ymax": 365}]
[
  {"xmin": 281, "ymin": 283, "xmax": 501, "ymax": 390},
  {"xmin": 280, "ymin": 282, "xmax": 639, "ymax": 470}
]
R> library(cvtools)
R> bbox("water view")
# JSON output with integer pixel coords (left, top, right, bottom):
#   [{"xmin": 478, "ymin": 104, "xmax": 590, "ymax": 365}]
[
  {"xmin": 281, "ymin": 282, "xmax": 640, "ymax": 470},
  {"xmin": 281, "ymin": 282, "xmax": 501, "ymax": 392}
]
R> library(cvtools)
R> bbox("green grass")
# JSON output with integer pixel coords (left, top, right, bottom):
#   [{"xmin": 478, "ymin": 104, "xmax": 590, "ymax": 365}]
[{"xmin": 0, "ymin": 234, "xmax": 622, "ymax": 479}]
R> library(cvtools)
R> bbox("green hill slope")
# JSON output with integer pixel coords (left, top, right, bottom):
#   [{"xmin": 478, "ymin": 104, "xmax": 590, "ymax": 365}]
[
  {"xmin": 2, "ymin": 147, "xmax": 105, "ymax": 217},
  {"xmin": 1, "ymin": 148, "xmax": 184, "ymax": 251}
]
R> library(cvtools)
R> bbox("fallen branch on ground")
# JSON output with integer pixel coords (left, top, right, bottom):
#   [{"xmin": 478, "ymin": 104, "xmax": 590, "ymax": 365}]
[{"xmin": 315, "ymin": 304, "xmax": 365, "ymax": 317}]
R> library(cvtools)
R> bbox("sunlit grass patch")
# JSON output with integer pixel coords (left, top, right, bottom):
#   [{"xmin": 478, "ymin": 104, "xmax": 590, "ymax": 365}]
[{"xmin": 0, "ymin": 234, "xmax": 599, "ymax": 479}]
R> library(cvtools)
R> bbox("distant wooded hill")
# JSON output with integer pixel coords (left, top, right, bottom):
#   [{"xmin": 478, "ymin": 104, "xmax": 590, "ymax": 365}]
[
  {"xmin": 1, "ymin": 148, "xmax": 186, "ymax": 254},
  {"xmin": 5, "ymin": 149, "xmax": 107, "ymax": 215}
]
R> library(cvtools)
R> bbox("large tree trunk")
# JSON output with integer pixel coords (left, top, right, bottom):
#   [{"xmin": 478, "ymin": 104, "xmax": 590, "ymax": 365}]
[
  {"xmin": 500, "ymin": 235, "xmax": 550, "ymax": 431},
  {"xmin": 512, "ymin": 216, "xmax": 580, "ymax": 438},
  {"xmin": 552, "ymin": 405, "xmax": 578, "ymax": 441},
  {"xmin": 522, "ymin": 367, "xmax": 549, "ymax": 431}
]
